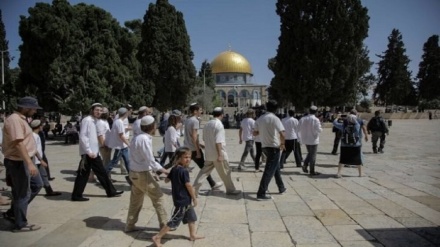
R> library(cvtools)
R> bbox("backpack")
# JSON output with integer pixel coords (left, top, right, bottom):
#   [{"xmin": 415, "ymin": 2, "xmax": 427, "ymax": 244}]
[
  {"xmin": 158, "ymin": 119, "xmax": 168, "ymax": 136},
  {"xmin": 342, "ymin": 120, "xmax": 359, "ymax": 145},
  {"xmin": 368, "ymin": 117, "xmax": 382, "ymax": 132}
]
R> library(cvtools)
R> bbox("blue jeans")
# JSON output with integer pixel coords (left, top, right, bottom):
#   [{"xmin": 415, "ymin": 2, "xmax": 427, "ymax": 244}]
[
  {"xmin": 240, "ymin": 140, "xmax": 255, "ymax": 164},
  {"xmin": 5, "ymin": 159, "xmax": 43, "ymax": 229},
  {"xmin": 257, "ymin": 147, "xmax": 285, "ymax": 197},
  {"xmin": 106, "ymin": 147, "xmax": 130, "ymax": 174}
]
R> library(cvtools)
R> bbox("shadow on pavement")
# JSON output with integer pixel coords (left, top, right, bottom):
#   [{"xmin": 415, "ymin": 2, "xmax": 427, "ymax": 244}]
[{"xmin": 357, "ymin": 227, "xmax": 440, "ymax": 246}]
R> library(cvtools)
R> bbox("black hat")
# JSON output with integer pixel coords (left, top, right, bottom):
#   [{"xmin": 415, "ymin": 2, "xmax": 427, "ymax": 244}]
[{"xmin": 17, "ymin": 97, "xmax": 42, "ymax": 109}]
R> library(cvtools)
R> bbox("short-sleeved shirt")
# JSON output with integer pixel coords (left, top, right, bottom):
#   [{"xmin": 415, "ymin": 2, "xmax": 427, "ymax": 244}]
[
  {"xmin": 96, "ymin": 119, "xmax": 110, "ymax": 146},
  {"xmin": 282, "ymin": 116, "xmax": 299, "ymax": 140},
  {"xmin": 240, "ymin": 117, "xmax": 255, "ymax": 141},
  {"xmin": 203, "ymin": 118, "xmax": 226, "ymax": 161},
  {"xmin": 32, "ymin": 132, "xmax": 42, "ymax": 165},
  {"xmin": 2, "ymin": 112, "xmax": 37, "ymax": 160},
  {"xmin": 168, "ymin": 165, "xmax": 191, "ymax": 207},
  {"xmin": 132, "ymin": 118, "xmax": 142, "ymax": 138},
  {"xmin": 165, "ymin": 126, "xmax": 179, "ymax": 152},
  {"xmin": 107, "ymin": 118, "xmax": 127, "ymax": 149},
  {"xmin": 183, "ymin": 116, "xmax": 199, "ymax": 151},
  {"xmin": 254, "ymin": 112, "xmax": 285, "ymax": 148}
]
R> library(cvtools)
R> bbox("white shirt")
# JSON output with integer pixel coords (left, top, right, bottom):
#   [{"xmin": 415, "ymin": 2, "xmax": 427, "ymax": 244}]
[
  {"xmin": 114, "ymin": 114, "xmax": 130, "ymax": 139},
  {"xmin": 96, "ymin": 119, "xmax": 110, "ymax": 146},
  {"xmin": 184, "ymin": 116, "xmax": 199, "ymax": 151},
  {"xmin": 79, "ymin": 116, "xmax": 100, "ymax": 155},
  {"xmin": 282, "ymin": 116, "xmax": 299, "ymax": 140},
  {"xmin": 132, "ymin": 118, "xmax": 142, "ymax": 138},
  {"xmin": 32, "ymin": 132, "xmax": 42, "ymax": 165},
  {"xmin": 107, "ymin": 118, "xmax": 127, "ymax": 149},
  {"xmin": 129, "ymin": 133, "xmax": 163, "ymax": 172},
  {"xmin": 164, "ymin": 126, "xmax": 179, "ymax": 152},
  {"xmin": 240, "ymin": 117, "xmax": 255, "ymax": 141},
  {"xmin": 203, "ymin": 118, "xmax": 227, "ymax": 161},
  {"xmin": 298, "ymin": 114, "xmax": 322, "ymax": 145},
  {"xmin": 254, "ymin": 112, "xmax": 285, "ymax": 148}
]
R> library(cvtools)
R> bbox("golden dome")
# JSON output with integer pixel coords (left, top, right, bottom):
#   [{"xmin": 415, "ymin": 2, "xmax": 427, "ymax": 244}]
[{"xmin": 211, "ymin": 50, "xmax": 252, "ymax": 75}]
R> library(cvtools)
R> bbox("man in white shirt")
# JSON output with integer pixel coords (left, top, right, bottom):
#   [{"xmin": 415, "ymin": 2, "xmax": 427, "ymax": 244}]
[
  {"xmin": 106, "ymin": 107, "xmax": 131, "ymax": 178},
  {"xmin": 71, "ymin": 103, "xmax": 123, "ymax": 201},
  {"xmin": 280, "ymin": 110, "xmax": 302, "ymax": 168},
  {"xmin": 193, "ymin": 107, "xmax": 241, "ymax": 196},
  {"xmin": 238, "ymin": 109, "xmax": 256, "ymax": 170},
  {"xmin": 126, "ymin": 115, "xmax": 169, "ymax": 232},
  {"xmin": 254, "ymin": 100, "xmax": 287, "ymax": 201},
  {"xmin": 298, "ymin": 106, "xmax": 322, "ymax": 176},
  {"xmin": 183, "ymin": 103, "xmax": 222, "ymax": 190},
  {"xmin": 132, "ymin": 106, "xmax": 148, "ymax": 138}
]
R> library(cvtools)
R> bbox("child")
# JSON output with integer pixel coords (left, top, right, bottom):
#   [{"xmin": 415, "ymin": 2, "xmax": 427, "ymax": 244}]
[
  {"xmin": 30, "ymin": 120, "xmax": 62, "ymax": 196},
  {"xmin": 152, "ymin": 147, "xmax": 204, "ymax": 246}
]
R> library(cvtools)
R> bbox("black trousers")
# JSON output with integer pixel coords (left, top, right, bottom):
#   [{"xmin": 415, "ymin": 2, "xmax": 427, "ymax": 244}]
[
  {"xmin": 191, "ymin": 149, "xmax": 216, "ymax": 187},
  {"xmin": 72, "ymin": 155, "xmax": 117, "ymax": 198},
  {"xmin": 280, "ymin": 139, "xmax": 302, "ymax": 167}
]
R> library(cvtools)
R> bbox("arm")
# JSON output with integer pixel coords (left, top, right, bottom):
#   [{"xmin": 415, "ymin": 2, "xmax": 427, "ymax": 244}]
[
  {"xmin": 362, "ymin": 124, "xmax": 368, "ymax": 142},
  {"xmin": 238, "ymin": 127, "xmax": 243, "ymax": 144},
  {"xmin": 191, "ymin": 128, "xmax": 201, "ymax": 157},
  {"xmin": 118, "ymin": 132, "xmax": 130, "ymax": 147},
  {"xmin": 216, "ymin": 143, "xmax": 224, "ymax": 161},
  {"xmin": 279, "ymin": 130, "xmax": 286, "ymax": 151},
  {"xmin": 185, "ymin": 182, "xmax": 197, "ymax": 207},
  {"xmin": 79, "ymin": 120, "xmax": 95, "ymax": 158},
  {"xmin": 16, "ymin": 140, "xmax": 38, "ymax": 176}
]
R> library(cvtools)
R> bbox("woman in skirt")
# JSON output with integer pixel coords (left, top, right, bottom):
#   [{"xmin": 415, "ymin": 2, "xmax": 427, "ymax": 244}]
[{"xmin": 333, "ymin": 114, "xmax": 363, "ymax": 178}]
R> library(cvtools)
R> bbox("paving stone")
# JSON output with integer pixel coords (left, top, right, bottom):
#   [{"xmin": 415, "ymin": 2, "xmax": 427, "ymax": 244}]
[
  {"xmin": 351, "ymin": 215, "xmax": 405, "ymax": 229},
  {"xmin": 283, "ymin": 216, "xmax": 337, "ymax": 245},
  {"xmin": 314, "ymin": 209, "xmax": 357, "ymax": 226},
  {"xmin": 200, "ymin": 204, "xmax": 247, "ymax": 224},
  {"xmin": 365, "ymin": 199, "xmax": 418, "ymax": 217},
  {"xmin": 339, "ymin": 241, "xmax": 384, "ymax": 247},
  {"xmin": 334, "ymin": 200, "xmax": 384, "ymax": 215},
  {"xmin": 368, "ymin": 229, "xmax": 436, "ymax": 247},
  {"xmin": 276, "ymin": 201, "xmax": 314, "ymax": 216},
  {"xmin": 408, "ymin": 195, "xmax": 440, "ymax": 211},
  {"xmin": 326, "ymin": 225, "xmax": 374, "ymax": 241},
  {"xmin": 193, "ymin": 223, "xmax": 251, "ymax": 247},
  {"xmin": 248, "ymin": 210, "xmax": 285, "ymax": 232},
  {"xmin": 251, "ymin": 232, "xmax": 295, "ymax": 247}
]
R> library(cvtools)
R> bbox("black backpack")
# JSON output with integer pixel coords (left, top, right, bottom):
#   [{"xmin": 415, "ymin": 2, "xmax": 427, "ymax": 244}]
[
  {"xmin": 342, "ymin": 120, "xmax": 359, "ymax": 145},
  {"xmin": 158, "ymin": 119, "xmax": 168, "ymax": 136},
  {"xmin": 368, "ymin": 117, "xmax": 382, "ymax": 132}
]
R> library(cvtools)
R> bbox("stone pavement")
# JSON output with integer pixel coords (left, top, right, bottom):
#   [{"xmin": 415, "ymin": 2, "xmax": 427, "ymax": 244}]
[{"xmin": 1, "ymin": 119, "xmax": 439, "ymax": 247}]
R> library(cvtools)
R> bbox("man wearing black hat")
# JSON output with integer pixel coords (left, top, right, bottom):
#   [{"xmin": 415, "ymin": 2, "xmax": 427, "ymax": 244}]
[
  {"xmin": 71, "ymin": 103, "xmax": 123, "ymax": 201},
  {"xmin": 2, "ymin": 97, "xmax": 43, "ymax": 231}
]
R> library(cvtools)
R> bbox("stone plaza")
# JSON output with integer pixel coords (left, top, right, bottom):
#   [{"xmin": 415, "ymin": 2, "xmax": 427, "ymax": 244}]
[{"xmin": 0, "ymin": 119, "xmax": 439, "ymax": 247}]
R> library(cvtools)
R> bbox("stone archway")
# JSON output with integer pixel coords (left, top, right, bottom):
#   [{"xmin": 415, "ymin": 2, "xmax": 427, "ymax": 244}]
[{"xmin": 227, "ymin": 89, "xmax": 238, "ymax": 107}]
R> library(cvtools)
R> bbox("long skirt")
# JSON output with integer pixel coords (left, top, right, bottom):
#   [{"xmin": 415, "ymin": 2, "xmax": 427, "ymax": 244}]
[{"xmin": 339, "ymin": 146, "xmax": 362, "ymax": 165}]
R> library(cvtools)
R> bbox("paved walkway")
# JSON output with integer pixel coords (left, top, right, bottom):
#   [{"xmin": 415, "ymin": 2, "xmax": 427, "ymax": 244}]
[{"xmin": 1, "ymin": 119, "xmax": 439, "ymax": 247}]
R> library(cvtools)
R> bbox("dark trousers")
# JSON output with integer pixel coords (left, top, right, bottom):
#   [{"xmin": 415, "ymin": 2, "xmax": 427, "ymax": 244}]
[
  {"xmin": 191, "ymin": 149, "xmax": 216, "ymax": 187},
  {"xmin": 304, "ymin": 145, "xmax": 318, "ymax": 173},
  {"xmin": 160, "ymin": 152, "xmax": 174, "ymax": 166},
  {"xmin": 5, "ymin": 159, "xmax": 43, "ymax": 229},
  {"xmin": 254, "ymin": 141, "xmax": 262, "ymax": 170},
  {"xmin": 42, "ymin": 154, "xmax": 52, "ymax": 179},
  {"xmin": 332, "ymin": 130, "xmax": 342, "ymax": 154},
  {"xmin": 280, "ymin": 139, "xmax": 302, "ymax": 167},
  {"xmin": 72, "ymin": 155, "xmax": 117, "ymax": 198},
  {"xmin": 371, "ymin": 131, "xmax": 386, "ymax": 150},
  {"xmin": 257, "ymin": 148, "xmax": 285, "ymax": 197}
]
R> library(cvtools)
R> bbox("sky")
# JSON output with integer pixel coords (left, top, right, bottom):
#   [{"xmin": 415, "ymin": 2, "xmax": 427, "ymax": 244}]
[{"xmin": 1, "ymin": 0, "xmax": 439, "ymax": 85}]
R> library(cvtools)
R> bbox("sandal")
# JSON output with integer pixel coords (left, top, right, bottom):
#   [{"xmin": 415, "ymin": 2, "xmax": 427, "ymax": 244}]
[{"xmin": 12, "ymin": 224, "xmax": 41, "ymax": 232}]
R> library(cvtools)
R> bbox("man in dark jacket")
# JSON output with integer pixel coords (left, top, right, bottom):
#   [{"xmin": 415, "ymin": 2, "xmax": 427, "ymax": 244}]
[{"xmin": 367, "ymin": 111, "xmax": 389, "ymax": 153}]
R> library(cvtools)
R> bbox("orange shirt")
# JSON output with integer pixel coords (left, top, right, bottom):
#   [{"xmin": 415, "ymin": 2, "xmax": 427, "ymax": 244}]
[{"xmin": 2, "ymin": 112, "xmax": 37, "ymax": 161}]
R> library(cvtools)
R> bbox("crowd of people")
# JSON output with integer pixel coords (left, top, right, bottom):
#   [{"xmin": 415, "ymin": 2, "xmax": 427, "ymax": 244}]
[{"xmin": 0, "ymin": 96, "xmax": 391, "ymax": 246}]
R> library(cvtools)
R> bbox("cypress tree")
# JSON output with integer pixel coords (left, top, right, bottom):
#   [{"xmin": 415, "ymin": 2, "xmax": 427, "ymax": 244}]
[
  {"xmin": 417, "ymin": 35, "xmax": 440, "ymax": 101},
  {"xmin": 0, "ymin": 10, "xmax": 13, "ymax": 112}
]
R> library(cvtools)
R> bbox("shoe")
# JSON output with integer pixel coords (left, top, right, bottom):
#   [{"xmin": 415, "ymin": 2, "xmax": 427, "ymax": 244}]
[
  {"xmin": 256, "ymin": 195, "xmax": 273, "ymax": 201},
  {"xmin": 336, "ymin": 174, "xmax": 342, "ymax": 178},
  {"xmin": 12, "ymin": 224, "xmax": 41, "ymax": 232},
  {"xmin": 309, "ymin": 172, "xmax": 321, "ymax": 176},
  {"xmin": 254, "ymin": 169, "xmax": 263, "ymax": 173},
  {"xmin": 125, "ymin": 176, "xmax": 133, "ymax": 185},
  {"xmin": 331, "ymin": 151, "xmax": 337, "ymax": 155},
  {"xmin": 108, "ymin": 191, "xmax": 124, "ymax": 198},
  {"xmin": 302, "ymin": 166, "xmax": 308, "ymax": 173},
  {"xmin": 238, "ymin": 166, "xmax": 246, "ymax": 171},
  {"xmin": 378, "ymin": 148, "xmax": 384, "ymax": 153},
  {"xmin": 48, "ymin": 177, "xmax": 55, "ymax": 181},
  {"xmin": 373, "ymin": 148, "xmax": 377, "ymax": 153},
  {"xmin": 344, "ymin": 165, "xmax": 350, "ymax": 167},
  {"xmin": 212, "ymin": 182, "xmax": 223, "ymax": 190},
  {"xmin": 2, "ymin": 211, "xmax": 15, "ymax": 221},
  {"xmin": 279, "ymin": 188, "xmax": 287, "ymax": 194},
  {"xmin": 71, "ymin": 197, "xmax": 90, "ymax": 202},
  {"xmin": 226, "ymin": 190, "xmax": 242, "ymax": 195},
  {"xmin": 45, "ymin": 191, "xmax": 62, "ymax": 197}
]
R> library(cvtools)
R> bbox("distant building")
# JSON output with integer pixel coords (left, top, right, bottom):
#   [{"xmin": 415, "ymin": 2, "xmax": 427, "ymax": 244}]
[{"xmin": 211, "ymin": 50, "xmax": 267, "ymax": 111}]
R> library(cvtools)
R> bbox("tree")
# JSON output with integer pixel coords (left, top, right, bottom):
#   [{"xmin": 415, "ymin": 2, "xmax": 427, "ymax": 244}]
[
  {"xmin": 269, "ymin": 0, "xmax": 370, "ymax": 109},
  {"xmin": 18, "ymin": 0, "xmax": 141, "ymax": 114},
  {"xmin": 374, "ymin": 29, "xmax": 416, "ymax": 106},
  {"xmin": 0, "ymin": 10, "xmax": 13, "ymax": 112},
  {"xmin": 137, "ymin": 0, "xmax": 196, "ymax": 111},
  {"xmin": 417, "ymin": 35, "xmax": 440, "ymax": 101}
]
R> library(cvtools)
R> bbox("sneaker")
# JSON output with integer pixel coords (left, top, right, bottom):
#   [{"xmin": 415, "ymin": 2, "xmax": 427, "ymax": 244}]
[
  {"xmin": 12, "ymin": 224, "xmax": 41, "ymax": 232},
  {"xmin": 279, "ymin": 188, "xmax": 287, "ymax": 194},
  {"xmin": 226, "ymin": 190, "xmax": 242, "ymax": 195},
  {"xmin": 256, "ymin": 195, "xmax": 273, "ymax": 201},
  {"xmin": 302, "ymin": 166, "xmax": 309, "ymax": 173},
  {"xmin": 254, "ymin": 169, "xmax": 263, "ymax": 173},
  {"xmin": 378, "ymin": 148, "xmax": 384, "ymax": 153},
  {"xmin": 212, "ymin": 182, "xmax": 223, "ymax": 190}
]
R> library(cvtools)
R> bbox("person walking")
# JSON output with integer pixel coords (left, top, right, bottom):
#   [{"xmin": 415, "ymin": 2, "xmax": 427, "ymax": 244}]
[
  {"xmin": 238, "ymin": 109, "xmax": 256, "ymax": 170},
  {"xmin": 126, "ymin": 116, "xmax": 169, "ymax": 232},
  {"xmin": 333, "ymin": 114, "xmax": 363, "ymax": 177},
  {"xmin": 89, "ymin": 107, "xmax": 111, "ymax": 182},
  {"xmin": 254, "ymin": 100, "xmax": 287, "ymax": 201},
  {"xmin": 2, "ymin": 97, "xmax": 43, "ymax": 231},
  {"xmin": 71, "ymin": 103, "xmax": 123, "ymax": 201},
  {"xmin": 367, "ymin": 110, "xmax": 389, "ymax": 153},
  {"xmin": 280, "ymin": 110, "xmax": 301, "ymax": 168},
  {"xmin": 132, "ymin": 106, "xmax": 149, "ymax": 138},
  {"xmin": 183, "ymin": 103, "xmax": 223, "ymax": 190},
  {"xmin": 193, "ymin": 107, "xmax": 241, "ymax": 196},
  {"xmin": 298, "ymin": 106, "xmax": 322, "ymax": 176},
  {"xmin": 159, "ymin": 114, "xmax": 180, "ymax": 167}
]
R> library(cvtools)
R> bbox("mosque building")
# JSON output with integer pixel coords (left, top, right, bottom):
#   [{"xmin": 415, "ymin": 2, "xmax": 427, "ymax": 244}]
[{"xmin": 211, "ymin": 49, "xmax": 268, "ymax": 112}]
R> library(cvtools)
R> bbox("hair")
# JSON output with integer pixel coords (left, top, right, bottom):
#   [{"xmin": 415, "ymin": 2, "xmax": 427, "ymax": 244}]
[
  {"xmin": 375, "ymin": 110, "xmax": 381, "ymax": 116},
  {"xmin": 246, "ymin": 109, "xmax": 255, "ymax": 118},
  {"xmin": 189, "ymin": 104, "xmax": 200, "ymax": 114},
  {"xmin": 347, "ymin": 114, "xmax": 357, "ymax": 124},
  {"xmin": 309, "ymin": 108, "xmax": 317, "ymax": 114},
  {"xmin": 100, "ymin": 112, "xmax": 109, "ymax": 120},
  {"xmin": 140, "ymin": 122, "xmax": 155, "ymax": 134},
  {"xmin": 167, "ymin": 114, "xmax": 178, "ymax": 128},
  {"xmin": 170, "ymin": 147, "xmax": 191, "ymax": 166},
  {"xmin": 213, "ymin": 110, "xmax": 223, "ymax": 117},
  {"xmin": 266, "ymin": 100, "xmax": 278, "ymax": 113},
  {"xmin": 288, "ymin": 109, "xmax": 295, "ymax": 117}
]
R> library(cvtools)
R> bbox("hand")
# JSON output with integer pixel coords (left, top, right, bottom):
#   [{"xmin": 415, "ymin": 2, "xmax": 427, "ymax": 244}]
[
  {"xmin": 192, "ymin": 198, "xmax": 198, "ymax": 207},
  {"xmin": 280, "ymin": 144, "xmax": 286, "ymax": 151},
  {"xmin": 40, "ymin": 160, "xmax": 48, "ymax": 168},
  {"xmin": 88, "ymin": 152, "xmax": 97, "ymax": 159},
  {"xmin": 199, "ymin": 143, "xmax": 205, "ymax": 149},
  {"xmin": 217, "ymin": 154, "xmax": 224, "ymax": 162},
  {"xmin": 28, "ymin": 163, "xmax": 39, "ymax": 177},
  {"xmin": 196, "ymin": 150, "xmax": 201, "ymax": 159},
  {"xmin": 364, "ymin": 136, "xmax": 368, "ymax": 142}
]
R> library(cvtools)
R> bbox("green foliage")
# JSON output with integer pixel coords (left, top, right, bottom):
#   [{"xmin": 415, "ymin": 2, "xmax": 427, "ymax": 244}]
[
  {"xmin": 419, "ymin": 99, "xmax": 440, "ymax": 109},
  {"xmin": 17, "ymin": 0, "xmax": 141, "ymax": 114},
  {"xmin": 137, "ymin": 0, "xmax": 196, "ymax": 111},
  {"xmin": 359, "ymin": 98, "xmax": 372, "ymax": 111},
  {"xmin": 270, "ymin": 0, "xmax": 370, "ymax": 108},
  {"xmin": 374, "ymin": 29, "xmax": 416, "ymax": 106},
  {"xmin": 0, "ymin": 10, "xmax": 13, "ymax": 112},
  {"xmin": 417, "ymin": 35, "xmax": 440, "ymax": 101}
]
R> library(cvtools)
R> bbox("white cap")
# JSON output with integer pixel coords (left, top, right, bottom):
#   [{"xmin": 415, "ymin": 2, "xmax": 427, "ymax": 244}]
[
  {"xmin": 118, "ymin": 107, "xmax": 128, "ymax": 115},
  {"xmin": 101, "ymin": 107, "xmax": 109, "ymax": 114},
  {"xmin": 213, "ymin": 107, "xmax": 223, "ymax": 113},
  {"xmin": 138, "ymin": 106, "xmax": 148, "ymax": 112},
  {"xmin": 91, "ymin": 103, "xmax": 102, "ymax": 108},
  {"xmin": 141, "ymin": 115, "xmax": 155, "ymax": 126},
  {"xmin": 30, "ymin": 119, "xmax": 41, "ymax": 128},
  {"xmin": 310, "ymin": 105, "xmax": 318, "ymax": 111}
]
